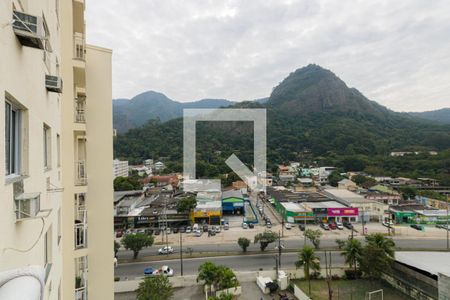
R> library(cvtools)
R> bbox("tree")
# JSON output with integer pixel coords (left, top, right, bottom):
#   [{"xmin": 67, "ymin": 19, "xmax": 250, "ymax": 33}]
[
  {"xmin": 237, "ymin": 237, "xmax": 250, "ymax": 253},
  {"xmin": 176, "ymin": 196, "xmax": 197, "ymax": 213},
  {"xmin": 208, "ymin": 294, "xmax": 234, "ymax": 300},
  {"xmin": 399, "ymin": 186, "xmax": 417, "ymax": 200},
  {"xmin": 365, "ymin": 233, "xmax": 395, "ymax": 258},
  {"xmin": 359, "ymin": 243, "xmax": 392, "ymax": 279},
  {"xmin": 304, "ymin": 229, "xmax": 322, "ymax": 249},
  {"xmin": 254, "ymin": 231, "xmax": 278, "ymax": 251},
  {"xmin": 136, "ymin": 275, "xmax": 173, "ymax": 300},
  {"xmin": 121, "ymin": 233, "xmax": 154, "ymax": 259},
  {"xmin": 335, "ymin": 239, "xmax": 345, "ymax": 250},
  {"xmin": 114, "ymin": 240, "xmax": 121, "ymax": 257},
  {"xmin": 295, "ymin": 246, "xmax": 321, "ymax": 296},
  {"xmin": 351, "ymin": 174, "xmax": 376, "ymax": 187},
  {"xmin": 328, "ymin": 171, "xmax": 344, "ymax": 187},
  {"xmin": 197, "ymin": 262, "xmax": 238, "ymax": 295},
  {"xmin": 341, "ymin": 239, "xmax": 363, "ymax": 275}
]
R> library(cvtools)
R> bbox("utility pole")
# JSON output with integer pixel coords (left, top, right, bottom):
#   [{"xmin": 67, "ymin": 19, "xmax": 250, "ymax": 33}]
[
  {"xmin": 180, "ymin": 231, "xmax": 184, "ymax": 276},
  {"xmin": 274, "ymin": 255, "xmax": 279, "ymax": 281},
  {"xmin": 304, "ymin": 212, "xmax": 307, "ymax": 245},
  {"xmin": 281, "ymin": 218, "xmax": 285, "ymax": 238},
  {"xmin": 361, "ymin": 207, "xmax": 365, "ymax": 236},
  {"xmin": 447, "ymin": 199, "xmax": 449, "ymax": 251},
  {"xmin": 278, "ymin": 230, "xmax": 282, "ymax": 268}
]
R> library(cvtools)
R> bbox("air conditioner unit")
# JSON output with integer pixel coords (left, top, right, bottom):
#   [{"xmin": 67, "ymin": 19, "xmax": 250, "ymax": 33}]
[
  {"xmin": 14, "ymin": 193, "xmax": 50, "ymax": 221},
  {"xmin": 45, "ymin": 75, "xmax": 63, "ymax": 93},
  {"xmin": 12, "ymin": 11, "xmax": 45, "ymax": 50}
]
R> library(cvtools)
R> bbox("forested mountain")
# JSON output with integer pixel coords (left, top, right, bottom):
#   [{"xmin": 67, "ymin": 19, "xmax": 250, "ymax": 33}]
[
  {"xmin": 113, "ymin": 91, "xmax": 235, "ymax": 132},
  {"xmin": 114, "ymin": 65, "xmax": 450, "ymax": 184},
  {"xmin": 409, "ymin": 108, "xmax": 450, "ymax": 124}
]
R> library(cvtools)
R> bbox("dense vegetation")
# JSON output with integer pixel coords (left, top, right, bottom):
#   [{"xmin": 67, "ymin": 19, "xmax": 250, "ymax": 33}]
[{"xmin": 114, "ymin": 65, "xmax": 450, "ymax": 184}]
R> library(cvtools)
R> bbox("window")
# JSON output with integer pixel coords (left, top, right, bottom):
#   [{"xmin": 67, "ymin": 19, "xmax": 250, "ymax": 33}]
[
  {"xmin": 57, "ymin": 208, "xmax": 61, "ymax": 245},
  {"xmin": 5, "ymin": 101, "xmax": 21, "ymax": 176},
  {"xmin": 43, "ymin": 125, "xmax": 51, "ymax": 169},
  {"xmin": 56, "ymin": 134, "xmax": 60, "ymax": 167}
]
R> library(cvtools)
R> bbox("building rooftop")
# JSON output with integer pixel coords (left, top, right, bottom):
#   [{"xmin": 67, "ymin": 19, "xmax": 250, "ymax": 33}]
[
  {"xmin": 222, "ymin": 189, "xmax": 244, "ymax": 199},
  {"xmin": 396, "ymin": 251, "xmax": 450, "ymax": 277},
  {"xmin": 324, "ymin": 188, "xmax": 367, "ymax": 203},
  {"xmin": 281, "ymin": 202, "xmax": 308, "ymax": 212},
  {"xmin": 303, "ymin": 201, "xmax": 347, "ymax": 209}
]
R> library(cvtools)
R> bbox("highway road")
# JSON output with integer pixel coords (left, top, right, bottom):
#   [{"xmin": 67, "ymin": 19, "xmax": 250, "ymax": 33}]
[
  {"xmin": 116, "ymin": 237, "xmax": 449, "ymax": 260},
  {"xmin": 115, "ymin": 251, "xmax": 346, "ymax": 278}
]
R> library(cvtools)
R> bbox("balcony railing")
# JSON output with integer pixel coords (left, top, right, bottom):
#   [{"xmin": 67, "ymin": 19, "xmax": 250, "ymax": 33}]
[
  {"xmin": 73, "ymin": 32, "xmax": 85, "ymax": 61},
  {"xmin": 74, "ymin": 98, "xmax": 86, "ymax": 123},
  {"xmin": 75, "ymin": 160, "xmax": 87, "ymax": 185},
  {"xmin": 75, "ymin": 286, "xmax": 87, "ymax": 300},
  {"xmin": 74, "ymin": 222, "xmax": 87, "ymax": 249}
]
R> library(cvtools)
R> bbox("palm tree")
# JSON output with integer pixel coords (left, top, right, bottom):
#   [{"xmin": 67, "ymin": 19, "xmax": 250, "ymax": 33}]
[
  {"xmin": 295, "ymin": 245, "xmax": 321, "ymax": 295},
  {"xmin": 197, "ymin": 262, "xmax": 218, "ymax": 291},
  {"xmin": 341, "ymin": 238, "xmax": 363, "ymax": 275},
  {"xmin": 365, "ymin": 233, "xmax": 395, "ymax": 258}
]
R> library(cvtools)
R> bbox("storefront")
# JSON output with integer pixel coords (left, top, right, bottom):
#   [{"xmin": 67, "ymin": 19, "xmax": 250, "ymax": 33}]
[
  {"xmin": 326, "ymin": 207, "xmax": 359, "ymax": 222},
  {"xmin": 390, "ymin": 210, "xmax": 417, "ymax": 224},
  {"xmin": 191, "ymin": 210, "xmax": 222, "ymax": 225},
  {"xmin": 222, "ymin": 197, "xmax": 245, "ymax": 215}
]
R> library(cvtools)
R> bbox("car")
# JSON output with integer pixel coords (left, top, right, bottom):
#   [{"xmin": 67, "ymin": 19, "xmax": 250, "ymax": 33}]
[
  {"xmin": 321, "ymin": 223, "xmax": 330, "ymax": 230},
  {"xmin": 172, "ymin": 227, "xmax": 179, "ymax": 234},
  {"xmin": 193, "ymin": 224, "xmax": 199, "ymax": 231},
  {"xmin": 285, "ymin": 223, "xmax": 292, "ymax": 230},
  {"xmin": 242, "ymin": 222, "xmax": 248, "ymax": 229},
  {"xmin": 223, "ymin": 223, "xmax": 229, "ymax": 230},
  {"xmin": 382, "ymin": 221, "xmax": 394, "ymax": 228},
  {"xmin": 185, "ymin": 226, "xmax": 192, "ymax": 233},
  {"xmin": 266, "ymin": 221, "xmax": 272, "ymax": 228},
  {"xmin": 410, "ymin": 224, "xmax": 423, "ymax": 231},
  {"xmin": 343, "ymin": 221, "xmax": 353, "ymax": 230},
  {"xmin": 160, "ymin": 265, "xmax": 174, "ymax": 277},
  {"xmin": 137, "ymin": 229, "xmax": 146, "ymax": 234},
  {"xmin": 202, "ymin": 225, "xmax": 209, "ymax": 232},
  {"xmin": 213, "ymin": 225, "xmax": 221, "ymax": 233},
  {"xmin": 154, "ymin": 229, "xmax": 161, "ymax": 235},
  {"xmin": 298, "ymin": 224, "xmax": 305, "ymax": 231},
  {"xmin": 158, "ymin": 246, "xmax": 174, "ymax": 255},
  {"xmin": 194, "ymin": 230, "xmax": 202, "ymax": 237},
  {"xmin": 166, "ymin": 227, "xmax": 171, "ymax": 234},
  {"xmin": 336, "ymin": 222, "xmax": 344, "ymax": 230},
  {"xmin": 115, "ymin": 230, "xmax": 124, "ymax": 238},
  {"xmin": 208, "ymin": 229, "xmax": 216, "ymax": 236},
  {"xmin": 143, "ymin": 267, "xmax": 159, "ymax": 276},
  {"xmin": 328, "ymin": 222, "xmax": 337, "ymax": 230},
  {"xmin": 248, "ymin": 223, "xmax": 254, "ymax": 229},
  {"xmin": 179, "ymin": 226, "xmax": 186, "ymax": 233},
  {"xmin": 145, "ymin": 228, "xmax": 154, "ymax": 235}
]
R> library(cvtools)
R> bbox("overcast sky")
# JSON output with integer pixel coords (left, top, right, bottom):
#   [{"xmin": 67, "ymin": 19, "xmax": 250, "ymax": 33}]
[{"xmin": 86, "ymin": 0, "xmax": 450, "ymax": 112}]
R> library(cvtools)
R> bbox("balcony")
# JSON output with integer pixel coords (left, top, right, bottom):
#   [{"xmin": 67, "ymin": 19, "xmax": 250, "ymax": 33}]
[
  {"xmin": 75, "ymin": 161, "xmax": 87, "ymax": 185},
  {"xmin": 73, "ymin": 33, "xmax": 86, "ymax": 61},
  {"xmin": 74, "ymin": 98, "xmax": 86, "ymax": 123},
  {"xmin": 75, "ymin": 287, "xmax": 87, "ymax": 300},
  {"xmin": 74, "ymin": 222, "xmax": 87, "ymax": 249}
]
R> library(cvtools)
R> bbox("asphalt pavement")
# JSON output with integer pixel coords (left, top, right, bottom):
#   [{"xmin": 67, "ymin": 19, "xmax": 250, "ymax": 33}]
[{"xmin": 115, "ymin": 251, "xmax": 346, "ymax": 278}]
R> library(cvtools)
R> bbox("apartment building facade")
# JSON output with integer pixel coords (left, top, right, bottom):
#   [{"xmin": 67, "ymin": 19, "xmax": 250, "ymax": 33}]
[
  {"xmin": 113, "ymin": 159, "xmax": 129, "ymax": 178},
  {"xmin": 0, "ymin": 0, "xmax": 113, "ymax": 299}
]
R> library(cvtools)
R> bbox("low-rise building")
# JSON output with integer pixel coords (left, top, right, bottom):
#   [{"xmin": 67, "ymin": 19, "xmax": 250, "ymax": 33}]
[
  {"xmin": 338, "ymin": 179, "xmax": 357, "ymax": 191},
  {"xmin": 222, "ymin": 190, "xmax": 245, "ymax": 215},
  {"xmin": 154, "ymin": 161, "xmax": 166, "ymax": 171}
]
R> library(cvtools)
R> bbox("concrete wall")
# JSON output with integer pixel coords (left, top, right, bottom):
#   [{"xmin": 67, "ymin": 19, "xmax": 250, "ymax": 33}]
[
  {"xmin": 439, "ymin": 273, "xmax": 450, "ymax": 300},
  {"xmin": 294, "ymin": 284, "xmax": 311, "ymax": 300}
]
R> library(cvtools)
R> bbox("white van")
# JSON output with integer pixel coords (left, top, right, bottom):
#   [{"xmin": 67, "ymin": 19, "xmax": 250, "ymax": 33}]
[{"xmin": 193, "ymin": 223, "xmax": 199, "ymax": 231}]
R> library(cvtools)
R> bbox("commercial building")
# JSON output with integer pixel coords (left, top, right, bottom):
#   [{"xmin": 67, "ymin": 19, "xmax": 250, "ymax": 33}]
[
  {"xmin": 0, "ymin": 1, "xmax": 113, "ymax": 299},
  {"xmin": 388, "ymin": 252, "xmax": 450, "ymax": 299},
  {"xmin": 222, "ymin": 190, "xmax": 245, "ymax": 215},
  {"xmin": 191, "ymin": 190, "xmax": 222, "ymax": 225},
  {"xmin": 325, "ymin": 188, "xmax": 387, "ymax": 222},
  {"xmin": 113, "ymin": 159, "xmax": 129, "ymax": 178}
]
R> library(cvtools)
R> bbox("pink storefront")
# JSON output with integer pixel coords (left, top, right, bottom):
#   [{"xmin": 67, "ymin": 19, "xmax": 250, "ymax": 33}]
[{"xmin": 327, "ymin": 207, "xmax": 359, "ymax": 222}]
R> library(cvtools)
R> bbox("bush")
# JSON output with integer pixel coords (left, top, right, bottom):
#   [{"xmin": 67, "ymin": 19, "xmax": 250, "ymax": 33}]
[{"xmin": 344, "ymin": 269, "xmax": 362, "ymax": 280}]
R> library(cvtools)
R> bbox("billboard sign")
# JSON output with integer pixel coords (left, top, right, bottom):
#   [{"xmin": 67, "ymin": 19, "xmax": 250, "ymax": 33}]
[{"xmin": 327, "ymin": 207, "xmax": 359, "ymax": 217}]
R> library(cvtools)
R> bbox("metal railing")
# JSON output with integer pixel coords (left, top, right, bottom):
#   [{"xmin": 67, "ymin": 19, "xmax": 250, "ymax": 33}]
[
  {"xmin": 75, "ymin": 160, "xmax": 87, "ymax": 185},
  {"xmin": 74, "ymin": 98, "xmax": 86, "ymax": 123},
  {"xmin": 74, "ymin": 286, "xmax": 87, "ymax": 300},
  {"xmin": 73, "ymin": 32, "xmax": 85, "ymax": 61},
  {"xmin": 74, "ymin": 222, "xmax": 87, "ymax": 249}
]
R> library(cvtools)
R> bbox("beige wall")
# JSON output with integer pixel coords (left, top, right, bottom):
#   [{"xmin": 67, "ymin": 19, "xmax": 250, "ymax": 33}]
[{"xmin": 0, "ymin": 1, "xmax": 63, "ymax": 299}]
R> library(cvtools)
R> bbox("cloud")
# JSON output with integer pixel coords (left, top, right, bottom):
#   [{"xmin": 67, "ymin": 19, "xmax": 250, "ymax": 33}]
[{"xmin": 86, "ymin": 0, "xmax": 450, "ymax": 111}]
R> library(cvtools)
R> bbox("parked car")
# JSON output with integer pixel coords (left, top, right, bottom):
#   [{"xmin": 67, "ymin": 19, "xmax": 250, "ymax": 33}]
[
  {"xmin": 115, "ymin": 230, "xmax": 124, "ymax": 238},
  {"xmin": 203, "ymin": 224, "xmax": 209, "ymax": 232},
  {"xmin": 154, "ymin": 229, "xmax": 161, "ymax": 235},
  {"xmin": 382, "ymin": 221, "xmax": 394, "ymax": 228},
  {"xmin": 158, "ymin": 246, "xmax": 174, "ymax": 255},
  {"xmin": 336, "ymin": 222, "xmax": 344, "ymax": 230},
  {"xmin": 343, "ymin": 221, "xmax": 353, "ymax": 230},
  {"xmin": 266, "ymin": 221, "xmax": 272, "ymax": 228},
  {"xmin": 298, "ymin": 224, "xmax": 305, "ymax": 231},
  {"xmin": 248, "ymin": 223, "xmax": 254, "ymax": 229},
  {"xmin": 242, "ymin": 222, "xmax": 248, "ymax": 229},
  {"xmin": 194, "ymin": 230, "xmax": 202, "ymax": 237},
  {"xmin": 328, "ymin": 222, "xmax": 337, "ymax": 230},
  {"xmin": 321, "ymin": 223, "xmax": 330, "ymax": 230},
  {"xmin": 160, "ymin": 265, "xmax": 174, "ymax": 277},
  {"xmin": 285, "ymin": 223, "xmax": 292, "ymax": 230},
  {"xmin": 166, "ymin": 227, "xmax": 172, "ymax": 234},
  {"xmin": 144, "ymin": 267, "xmax": 159, "ymax": 276},
  {"xmin": 145, "ymin": 228, "xmax": 154, "ymax": 235},
  {"xmin": 213, "ymin": 225, "xmax": 221, "ymax": 233},
  {"xmin": 193, "ymin": 224, "xmax": 199, "ymax": 231},
  {"xmin": 185, "ymin": 226, "xmax": 192, "ymax": 233},
  {"xmin": 223, "ymin": 223, "xmax": 229, "ymax": 230},
  {"xmin": 179, "ymin": 226, "xmax": 186, "ymax": 233},
  {"xmin": 172, "ymin": 227, "xmax": 179, "ymax": 234}
]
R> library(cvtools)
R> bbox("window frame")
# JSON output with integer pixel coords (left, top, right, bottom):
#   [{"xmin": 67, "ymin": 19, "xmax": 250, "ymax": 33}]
[
  {"xmin": 5, "ymin": 100, "xmax": 22, "ymax": 177},
  {"xmin": 43, "ymin": 124, "xmax": 52, "ymax": 170}
]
